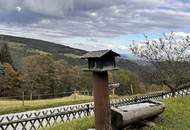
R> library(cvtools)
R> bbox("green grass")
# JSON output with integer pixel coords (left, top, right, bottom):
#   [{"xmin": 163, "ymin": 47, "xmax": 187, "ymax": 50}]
[
  {"xmin": 0, "ymin": 94, "xmax": 132, "ymax": 115},
  {"xmin": 64, "ymin": 53, "xmax": 80, "ymax": 58},
  {"xmin": 0, "ymin": 92, "xmax": 163, "ymax": 115},
  {"xmin": 42, "ymin": 96, "xmax": 190, "ymax": 130},
  {"xmin": 7, "ymin": 42, "xmax": 26, "ymax": 48},
  {"xmin": 41, "ymin": 117, "xmax": 95, "ymax": 130},
  {"xmin": 0, "ymin": 95, "xmax": 93, "ymax": 115},
  {"xmin": 148, "ymin": 96, "xmax": 190, "ymax": 130}
]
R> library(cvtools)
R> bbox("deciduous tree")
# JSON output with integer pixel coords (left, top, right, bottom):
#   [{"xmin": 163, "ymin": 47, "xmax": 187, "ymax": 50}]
[{"xmin": 130, "ymin": 33, "xmax": 190, "ymax": 96}]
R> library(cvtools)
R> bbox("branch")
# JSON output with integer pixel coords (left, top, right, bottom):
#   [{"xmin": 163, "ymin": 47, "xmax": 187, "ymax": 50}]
[{"xmin": 162, "ymin": 80, "xmax": 175, "ymax": 90}]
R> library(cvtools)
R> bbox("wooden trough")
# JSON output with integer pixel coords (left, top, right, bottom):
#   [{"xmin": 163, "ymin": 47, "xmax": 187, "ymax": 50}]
[{"xmin": 111, "ymin": 100, "xmax": 165, "ymax": 129}]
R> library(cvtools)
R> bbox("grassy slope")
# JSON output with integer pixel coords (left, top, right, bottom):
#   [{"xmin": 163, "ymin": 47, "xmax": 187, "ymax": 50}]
[
  {"xmin": 0, "ymin": 34, "xmax": 86, "ymax": 56},
  {"xmin": 64, "ymin": 53, "xmax": 80, "ymax": 59},
  {"xmin": 0, "ymin": 95, "xmax": 127, "ymax": 115},
  {"xmin": 0, "ymin": 95, "xmax": 93, "ymax": 115},
  {"xmin": 0, "ymin": 93, "xmax": 163, "ymax": 115},
  {"xmin": 42, "ymin": 96, "xmax": 190, "ymax": 130},
  {"xmin": 149, "ymin": 96, "xmax": 190, "ymax": 130},
  {"xmin": 0, "ymin": 34, "xmax": 87, "ymax": 68}
]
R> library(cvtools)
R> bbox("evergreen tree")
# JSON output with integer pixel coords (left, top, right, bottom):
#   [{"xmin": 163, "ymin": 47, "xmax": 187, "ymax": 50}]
[{"xmin": 0, "ymin": 43, "xmax": 13, "ymax": 66}]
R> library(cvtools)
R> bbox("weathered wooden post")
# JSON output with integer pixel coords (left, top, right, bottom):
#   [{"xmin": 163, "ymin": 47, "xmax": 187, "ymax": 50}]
[
  {"xmin": 22, "ymin": 91, "xmax": 25, "ymax": 106},
  {"xmin": 130, "ymin": 84, "xmax": 134, "ymax": 95},
  {"xmin": 109, "ymin": 83, "xmax": 120, "ymax": 96},
  {"xmin": 81, "ymin": 50, "xmax": 120, "ymax": 130}
]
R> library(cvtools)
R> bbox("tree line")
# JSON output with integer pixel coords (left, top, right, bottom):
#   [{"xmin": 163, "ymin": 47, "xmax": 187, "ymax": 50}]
[{"xmin": 0, "ymin": 43, "xmax": 142, "ymax": 98}]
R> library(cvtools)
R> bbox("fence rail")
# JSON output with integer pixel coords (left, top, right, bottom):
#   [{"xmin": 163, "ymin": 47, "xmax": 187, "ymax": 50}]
[
  {"xmin": 0, "ymin": 86, "xmax": 190, "ymax": 130},
  {"xmin": 0, "ymin": 90, "xmax": 91, "ymax": 100}
]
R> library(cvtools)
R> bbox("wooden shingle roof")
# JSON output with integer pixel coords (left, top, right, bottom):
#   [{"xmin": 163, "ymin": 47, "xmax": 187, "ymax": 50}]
[{"xmin": 81, "ymin": 50, "xmax": 120, "ymax": 59}]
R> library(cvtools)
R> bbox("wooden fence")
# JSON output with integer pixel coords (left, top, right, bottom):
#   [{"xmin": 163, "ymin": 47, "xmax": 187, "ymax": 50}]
[
  {"xmin": 0, "ymin": 91, "xmax": 91, "ymax": 100},
  {"xmin": 0, "ymin": 86, "xmax": 190, "ymax": 130}
]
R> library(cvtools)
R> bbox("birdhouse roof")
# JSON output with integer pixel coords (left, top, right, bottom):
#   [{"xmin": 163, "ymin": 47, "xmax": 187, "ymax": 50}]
[{"xmin": 81, "ymin": 50, "xmax": 120, "ymax": 59}]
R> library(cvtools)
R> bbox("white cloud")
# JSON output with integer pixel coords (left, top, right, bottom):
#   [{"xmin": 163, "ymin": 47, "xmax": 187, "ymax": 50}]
[
  {"xmin": 0, "ymin": 0, "xmax": 190, "ymax": 52},
  {"xmin": 22, "ymin": 0, "xmax": 74, "ymax": 17},
  {"xmin": 0, "ymin": 0, "xmax": 190, "ymax": 36},
  {"xmin": 172, "ymin": 32, "xmax": 190, "ymax": 38},
  {"xmin": 0, "ymin": 0, "xmax": 22, "ymax": 12},
  {"xmin": 16, "ymin": 6, "xmax": 22, "ymax": 12}
]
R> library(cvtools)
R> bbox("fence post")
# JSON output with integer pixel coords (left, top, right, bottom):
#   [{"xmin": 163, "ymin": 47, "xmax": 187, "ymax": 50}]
[
  {"xmin": 86, "ymin": 104, "xmax": 90, "ymax": 116},
  {"xmin": 38, "ymin": 95, "xmax": 41, "ymax": 100},
  {"xmin": 87, "ymin": 91, "xmax": 90, "ymax": 96},
  {"xmin": 30, "ymin": 93, "xmax": 33, "ymax": 100},
  {"xmin": 74, "ymin": 89, "xmax": 77, "ymax": 100},
  {"xmin": 162, "ymin": 92, "xmax": 164, "ymax": 99},
  {"xmin": 22, "ymin": 91, "xmax": 25, "ymax": 106},
  {"xmin": 135, "ymin": 96, "xmax": 138, "ymax": 102},
  {"xmin": 112, "ymin": 88, "xmax": 115, "ymax": 96},
  {"xmin": 130, "ymin": 84, "xmax": 134, "ymax": 95}
]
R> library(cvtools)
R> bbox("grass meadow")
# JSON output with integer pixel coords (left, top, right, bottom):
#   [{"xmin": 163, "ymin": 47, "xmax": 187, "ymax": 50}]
[
  {"xmin": 0, "ymin": 95, "xmax": 93, "ymax": 115},
  {"xmin": 42, "ymin": 96, "xmax": 190, "ymax": 130},
  {"xmin": 0, "ymin": 91, "xmax": 166, "ymax": 115}
]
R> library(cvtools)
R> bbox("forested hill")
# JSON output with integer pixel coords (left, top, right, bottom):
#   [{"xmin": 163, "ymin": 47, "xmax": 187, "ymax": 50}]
[
  {"xmin": 0, "ymin": 34, "xmax": 87, "ymax": 57},
  {"xmin": 0, "ymin": 34, "xmax": 88, "ymax": 67},
  {"xmin": 0, "ymin": 34, "xmax": 145, "ymax": 97},
  {"xmin": 0, "ymin": 34, "xmax": 142, "ymax": 72}
]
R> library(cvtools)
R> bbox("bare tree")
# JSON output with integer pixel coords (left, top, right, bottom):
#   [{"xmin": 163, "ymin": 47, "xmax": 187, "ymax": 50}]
[{"xmin": 130, "ymin": 33, "xmax": 190, "ymax": 96}]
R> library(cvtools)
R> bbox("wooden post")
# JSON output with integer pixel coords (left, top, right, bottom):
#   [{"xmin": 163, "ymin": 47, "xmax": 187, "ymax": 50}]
[
  {"xmin": 93, "ymin": 71, "xmax": 112, "ymax": 130},
  {"xmin": 30, "ymin": 92, "xmax": 33, "ymax": 100},
  {"xmin": 112, "ymin": 88, "xmax": 115, "ymax": 96},
  {"xmin": 74, "ymin": 89, "xmax": 77, "ymax": 100},
  {"xmin": 130, "ymin": 84, "xmax": 134, "ymax": 95},
  {"xmin": 22, "ymin": 91, "xmax": 25, "ymax": 106}
]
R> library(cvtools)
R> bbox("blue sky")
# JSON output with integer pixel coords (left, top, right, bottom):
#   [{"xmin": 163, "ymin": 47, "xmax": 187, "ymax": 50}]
[{"xmin": 0, "ymin": 0, "xmax": 190, "ymax": 54}]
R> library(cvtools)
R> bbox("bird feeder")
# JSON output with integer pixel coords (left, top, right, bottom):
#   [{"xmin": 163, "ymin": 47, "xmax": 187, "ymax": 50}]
[
  {"xmin": 81, "ymin": 50, "xmax": 120, "ymax": 72},
  {"xmin": 81, "ymin": 50, "xmax": 120, "ymax": 130}
]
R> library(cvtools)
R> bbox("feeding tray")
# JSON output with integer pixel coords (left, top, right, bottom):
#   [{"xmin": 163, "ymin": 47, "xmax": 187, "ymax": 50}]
[{"xmin": 111, "ymin": 100, "xmax": 165, "ymax": 129}]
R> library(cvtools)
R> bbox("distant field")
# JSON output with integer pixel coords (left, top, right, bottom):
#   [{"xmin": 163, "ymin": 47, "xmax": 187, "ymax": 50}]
[
  {"xmin": 64, "ymin": 53, "xmax": 80, "ymax": 58},
  {"xmin": 0, "ymin": 92, "xmax": 164, "ymax": 115},
  {"xmin": 0, "ymin": 95, "xmax": 93, "ymax": 115},
  {"xmin": 42, "ymin": 96, "xmax": 190, "ymax": 130},
  {"xmin": 0, "ymin": 94, "xmax": 128, "ymax": 115}
]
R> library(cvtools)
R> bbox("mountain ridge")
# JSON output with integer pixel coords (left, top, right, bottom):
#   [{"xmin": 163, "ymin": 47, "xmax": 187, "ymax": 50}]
[{"xmin": 0, "ymin": 34, "xmax": 87, "ymax": 57}]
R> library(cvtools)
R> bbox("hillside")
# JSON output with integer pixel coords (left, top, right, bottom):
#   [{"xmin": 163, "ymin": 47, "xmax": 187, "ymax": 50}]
[
  {"xmin": 0, "ymin": 34, "xmax": 88, "ymax": 68},
  {"xmin": 0, "ymin": 34, "xmax": 86, "ymax": 56},
  {"xmin": 0, "ymin": 34, "xmax": 142, "ymax": 72}
]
